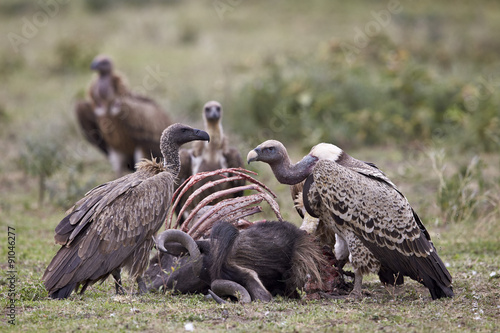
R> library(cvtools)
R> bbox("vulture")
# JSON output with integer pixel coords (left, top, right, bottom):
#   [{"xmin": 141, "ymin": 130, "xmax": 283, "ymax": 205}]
[
  {"xmin": 247, "ymin": 140, "xmax": 454, "ymax": 300},
  {"xmin": 42, "ymin": 123, "xmax": 209, "ymax": 299},
  {"xmin": 75, "ymin": 55, "xmax": 173, "ymax": 176},
  {"xmin": 176, "ymin": 101, "xmax": 245, "ymax": 222}
]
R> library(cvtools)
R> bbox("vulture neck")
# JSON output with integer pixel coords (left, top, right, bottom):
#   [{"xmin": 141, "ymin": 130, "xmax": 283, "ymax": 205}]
[
  {"xmin": 205, "ymin": 120, "xmax": 223, "ymax": 149},
  {"xmin": 161, "ymin": 136, "xmax": 182, "ymax": 178},
  {"xmin": 270, "ymin": 154, "xmax": 318, "ymax": 185},
  {"xmin": 95, "ymin": 74, "xmax": 115, "ymax": 103}
]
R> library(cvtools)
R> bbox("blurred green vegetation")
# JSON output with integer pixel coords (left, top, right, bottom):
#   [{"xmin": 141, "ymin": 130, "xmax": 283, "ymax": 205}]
[
  {"xmin": 0, "ymin": 0, "xmax": 498, "ymax": 221},
  {"xmin": 1, "ymin": 1, "xmax": 500, "ymax": 332},
  {"xmin": 231, "ymin": 30, "xmax": 500, "ymax": 153}
]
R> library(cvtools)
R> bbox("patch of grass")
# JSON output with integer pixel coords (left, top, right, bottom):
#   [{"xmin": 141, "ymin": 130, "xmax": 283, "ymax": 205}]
[{"xmin": 1, "ymin": 1, "xmax": 500, "ymax": 332}]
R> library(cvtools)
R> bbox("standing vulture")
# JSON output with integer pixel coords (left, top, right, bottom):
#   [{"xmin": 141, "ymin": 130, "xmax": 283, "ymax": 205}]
[
  {"xmin": 75, "ymin": 55, "xmax": 173, "ymax": 176},
  {"xmin": 175, "ymin": 101, "xmax": 244, "ymax": 222},
  {"xmin": 247, "ymin": 140, "xmax": 453, "ymax": 300},
  {"xmin": 43, "ymin": 124, "xmax": 209, "ymax": 299}
]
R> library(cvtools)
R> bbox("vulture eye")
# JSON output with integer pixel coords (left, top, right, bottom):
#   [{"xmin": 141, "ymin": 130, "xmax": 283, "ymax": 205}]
[
  {"xmin": 265, "ymin": 147, "xmax": 275, "ymax": 153},
  {"xmin": 204, "ymin": 107, "xmax": 210, "ymax": 112},
  {"xmin": 216, "ymin": 107, "xmax": 221, "ymax": 111}
]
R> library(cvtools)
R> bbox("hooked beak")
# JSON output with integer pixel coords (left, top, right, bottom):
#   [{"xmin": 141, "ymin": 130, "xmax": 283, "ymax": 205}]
[
  {"xmin": 246, "ymin": 148, "xmax": 260, "ymax": 164},
  {"xmin": 195, "ymin": 129, "xmax": 210, "ymax": 142}
]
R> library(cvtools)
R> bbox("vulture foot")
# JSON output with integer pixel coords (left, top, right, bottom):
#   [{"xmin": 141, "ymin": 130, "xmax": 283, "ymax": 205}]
[{"xmin": 112, "ymin": 269, "xmax": 126, "ymax": 295}]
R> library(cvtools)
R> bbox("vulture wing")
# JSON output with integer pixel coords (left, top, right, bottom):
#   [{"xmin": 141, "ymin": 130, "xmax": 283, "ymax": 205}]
[
  {"xmin": 43, "ymin": 168, "xmax": 174, "ymax": 297},
  {"xmin": 307, "ymin": 159, "xmax": 453, "ymax": 299},
  {"xmin": 75, "ymin": 100, "xmax": 108, "ymax": 155},
  {"xmin": 291, "ymin": 182, "xmax": 305, "ymax": 218},
  {"xmin": 117, "ymin": 96, "xmax": 173, "ymax": 158},
  {"xmin": 341, "ymin": 156, "xmax": 432, "ymax": 241},
  {"xmin": 338, "ymin": 155, "xmax": 399, "ymax": 191},
  {"xmin": 223, "ymin": 146, "xmax": 244, "ymax": 169},
  {"xmin": 223, "ymin": 146, "xmax": 246, "ymax": 190}
]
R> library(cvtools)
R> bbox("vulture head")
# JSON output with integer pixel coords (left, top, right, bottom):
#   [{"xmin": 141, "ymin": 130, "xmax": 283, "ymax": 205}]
[
  {"xmin": 161, "ymin": 123, "xmax": 210, "ymax": 150},
  {"xmin": 161, "ymin": 123, "xmax": 210, "ymax": 174},
  {"xmin": 247, "ymin": 140, "xmax": 318, "ymax": 185},
  {"xmin": 203, "ymin": 101, "xmax": 222, "ymax": 124},
  {"xmin": 90, "ymin": 55, "xmax": 113, "ymax": 76}
]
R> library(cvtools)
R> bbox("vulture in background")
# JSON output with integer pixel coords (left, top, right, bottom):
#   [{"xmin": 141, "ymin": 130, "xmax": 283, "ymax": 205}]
[
  {"xmin": 75, "ymin": 55, "xmax": 173, "ymax": 176},
  {"xmin": 247, "ymin": 140, "xmax": 454, "ymax": 300},
  {"xmin": 43, "ymin": 124, "xmax": 209, "ymax": 299},
  {"xmin": 175, "ymin": 101, "xmax": 245, "ymax": 222}
]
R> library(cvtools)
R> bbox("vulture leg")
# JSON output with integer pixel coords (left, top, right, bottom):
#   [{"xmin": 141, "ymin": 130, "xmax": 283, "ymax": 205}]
[
  {"xmin": 350, "ymin": 270, "xmax": 363, "ymax": 299},
  {"xmin": 108, "ymin": 147, "xmax": 134, "ymax": 177},
  {"xmin": 112, "ymin": 269, "xmax": 125, "ymax": 295},
  {"xmin": 136, "ymin": 276, "xmax": 148, "ymax": 294}
]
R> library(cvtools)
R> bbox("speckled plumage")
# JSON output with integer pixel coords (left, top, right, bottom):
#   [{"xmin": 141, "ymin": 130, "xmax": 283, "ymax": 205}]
[
  {"xmin": 248, "ymin": 141, "xmax": 453, "ymax": 300},
  {"xmin": 304, "ymin": 156, "xmax": 453, "ymax": 299}
]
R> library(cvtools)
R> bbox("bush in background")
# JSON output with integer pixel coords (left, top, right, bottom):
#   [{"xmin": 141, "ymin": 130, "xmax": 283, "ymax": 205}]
[{"xmin": 230, "ymin": 44, "xmax": 500, "ymax": 154}]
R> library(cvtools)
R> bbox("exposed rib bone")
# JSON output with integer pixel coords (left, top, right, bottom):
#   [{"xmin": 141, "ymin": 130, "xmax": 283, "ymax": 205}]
[
  {"xmin": 180, "ymin": 184, "xmax": 259, "ymax": 232},
  {"xmin": 167, "ymin": 168, "xmax": 276, "ymax": 229},
  {"xmin": 189, "ymin": 201, "xmax": 264, "ymax": 239},
  {"xmin": 165, "ymin": 168, "xmax": 283, "ymax": 238},
  {"xmin": 174, "ymin": 175, "xmax": 246, "ymax": 228}
]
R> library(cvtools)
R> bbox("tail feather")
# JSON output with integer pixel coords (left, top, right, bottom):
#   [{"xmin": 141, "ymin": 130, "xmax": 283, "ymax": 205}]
[
  {"xmin": 417, "ymin": 250, "xmax": 454, "ymax": 300},
  {"xmin": 49, "ymin": 283, "xmax": 77, "ymax": 300}
]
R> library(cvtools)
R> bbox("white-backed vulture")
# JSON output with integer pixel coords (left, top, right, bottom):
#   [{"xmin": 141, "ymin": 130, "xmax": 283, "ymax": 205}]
[
  {"xmin": 42, "ymin": 123, "xmax": 209, "ymax": 299},
  {"xmin": 247, "ymin": 140, "xmax": 453, "ymax": 300},
  {"xmin": 176, "ymin": 101, "xmax": 244, "ymax": 222},
  {"xmin": 75, "ymin": 55, "xmax": 173, "ymax": 176}
]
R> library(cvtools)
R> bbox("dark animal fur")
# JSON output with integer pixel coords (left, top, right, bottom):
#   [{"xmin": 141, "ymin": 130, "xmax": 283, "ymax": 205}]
[{"xmin": 145, "ymin": 220, "xmax": 324, "ymax": 301}]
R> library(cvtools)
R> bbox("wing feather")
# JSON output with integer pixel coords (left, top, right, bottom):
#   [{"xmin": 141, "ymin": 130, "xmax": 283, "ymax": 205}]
[
  {"xmin": 117, "ymin": 96, "xmax": 172, "ymax": 157},
  {"xmin": 75, "ymin": 100, "xmax": 108, "ymax": 155},
  {"xmin": 309, "ymin": 159, "xmax": 453, "ymax": 298},
  {"xmin": 44, "ymin": 168, "xmax": 174, "ymax": 294}
]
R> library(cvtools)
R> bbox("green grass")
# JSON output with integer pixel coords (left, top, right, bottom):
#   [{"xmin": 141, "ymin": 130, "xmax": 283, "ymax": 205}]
[{"xmin": 1, "ymin": 1, "xmax": 500, "ymax": 332}]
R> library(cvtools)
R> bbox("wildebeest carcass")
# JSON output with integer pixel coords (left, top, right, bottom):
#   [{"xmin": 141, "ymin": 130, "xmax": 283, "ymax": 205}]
[{"xmin": 143, "ymin": 168, "xmax": 325, "ymax": 302}]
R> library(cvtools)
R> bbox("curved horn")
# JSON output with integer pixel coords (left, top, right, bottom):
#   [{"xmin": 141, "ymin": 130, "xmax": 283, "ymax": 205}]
[
  {"xmin": 155, "ymin": 230, "xmax": 203, "ymax": 277},
  {"xmin": 207, "ymin": 289, "xmax": 227, "ymax": 304},
  {"xmin": 210, "ymin": 279, "xmax": 252, "ymax": 303}
]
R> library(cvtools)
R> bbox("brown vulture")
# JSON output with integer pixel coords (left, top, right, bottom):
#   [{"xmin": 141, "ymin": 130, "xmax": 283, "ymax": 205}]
[
  {"xmin": 75, "ymin": 55, "xmax": 173, "ymax": 176},
  {"xmin": 247, "ymin": 140, "xmax": 453, "ymax": 300},
  {"xmin": 175, "ymin": 101, "xmax": 245, "ymax": 223},
  {"xmin": 42, "ymin": 123, "xmax": 209, "ymax": 299}
]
